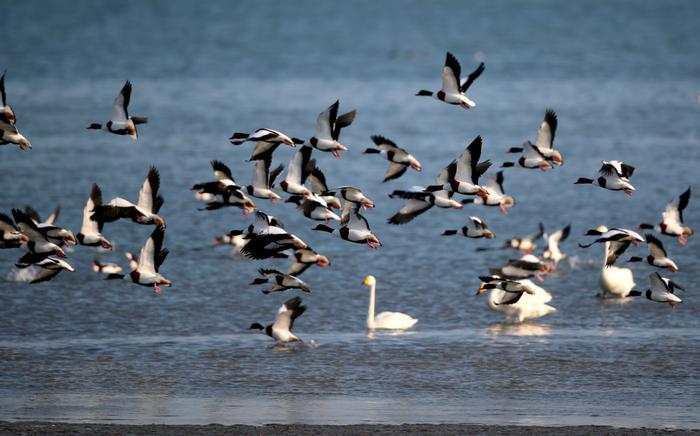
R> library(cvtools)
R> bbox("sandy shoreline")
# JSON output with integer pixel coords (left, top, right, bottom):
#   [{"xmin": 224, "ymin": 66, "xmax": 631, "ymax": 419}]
[{"xmin": 1, "ymin": 422, "xmax": 696, "ymax": 435}]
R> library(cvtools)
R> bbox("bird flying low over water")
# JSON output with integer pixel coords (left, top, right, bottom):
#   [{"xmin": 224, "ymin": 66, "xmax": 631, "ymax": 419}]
[
  {"xmin": 250, "ymin": 268, "xmax": 312, "ymax": 294},
  {"xmin": 92, "ymin": 260, "xmax": 122, "ymax": 274},
  {"xmin": 76, "ymin": 184, "xmax": 113, "ymax": 250},
  {"xmin": 105, "ymin": 227, "xmax": 171, "ymax": 294},
  {"xmin": 542, "ymin": 224, "xmax": 571, "ymax": 269},
  {"xmin": 0, "ymin": 212, "xmax": 29, "ymax": 249},
  {"xmin": 364, "ymin": 135, "xmax": 422, "ymax": 182},
  {"xmin": 286, "ymin": 247, "xmax": 330, "ymax": 277},
  {"xmin": 314, "ymin": 204, "xmax": 381, "ymax": 249},
  {"xmin": 575, "ymin": 160, "xmax": 635, "ymax": 195},
  {"xmin": 639, "ymin": 187, "xmax": 692, "ymax": 246},
  {"xmin": 501, "ymin": 141, "xmax": 552, "ymax": 171},
  {"xmin": 628, "ymin": 234, "xmax": 679, "ymax": 272},
  {"xmin": 246, "ymin": 156, "xmax": 283, "ymax": 204},
  {"xmin": 12, "ymin": 209, "xmax": 66, "ymax": 266},
  {"xmin": 442, "ymin": 216, "xmax": 494, "ymax": 239},
  {"xmin": 477, "ymin": 277, "xmax": 536, "ymax": 306},
  {"xmin": 29, "ymin": 257, "xmax": 74, "ymax": 284},
  {"xmin": 477, "ymin": 276, "xmax": 556, "ymax": 323},
  {"xmin": 192, "ymin": 160, "xmax": 256, "ymax": 213},
  {"xmin": 240, "ymin": 211, "xmax": 307, "ymax": 260},
  {"xmin": 249, "ymin": 296, "xmax": 307, "ymax": 343},
  {"xmin": 640, "ymin": 272, "xmax": 685, "ymax": 307},
  {"xmin": 462, "ymin": 171, "xmax": 515, "ymax": 214},
  {"xmin": 480, "ymin": 223, "xmax": 545, "ymax": 254},
  {"xmin": 280, "ymin": 145, "xmax": 314, "ymax": 197},
  {"xmin": 229, "ymin": 128, "xmax": 303, "ymax": 161},
  {"xmin": 416, "ymin": 52, "xmax": 485, "ymax": 110},
  {"xmin": 506, "ymin": 109, "xmax": 562, "ymax": 166},
  {"xmin": 579, "ymin": 226, "xmax": 644, "ymax": 266},
  {"xmin": 92, "ymin": 167, "xmax": 165, "ymax": 228},
  {"xmin": 489, "ymin": 254, "xmax": 550, "ymax": 281},
  {"xmin": 309, "ymin": 100, "xmax": 356, "ymax": 158},
  {"xmin": 87, "ymin": 80, "xmax": 148, "ymax": 138},
  {"xmin": 0, "ymin": 71, "xmax": 32, "ymax": 151},
  {"xmin": 426, "ymin": 136, "xmax": 491, "ymax": 197}
]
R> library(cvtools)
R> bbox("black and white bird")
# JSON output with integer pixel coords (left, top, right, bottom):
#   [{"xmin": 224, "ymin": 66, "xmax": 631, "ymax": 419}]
[
  {"xmin": 280, "ymin": 145, "xmax": 314, "ymax": 197},
  {"xmin": 490, "ymin": 254, "xmax": 550, "ymax": 281},
  {"xmin": 314, "ymin": 204, "xmax": 381, "ymax": 249},
  {"xmin": 0, "ymin": 211, "xmax": 28, "ymax": 249},
  {"xmin": 298, "ymin": 196, "xmax": 341, "ymax": 222},
  {"xmin": 575, "ymin": 160, "xmax": 635, "ymax": 196},
  {"xmin": 249, "ymin": 296, "xmax": 307, "ymax": 343},
  {"xmin": 542, "ymin": 224, "xmax": 571, "ymax": 269},
  {"xmin": 579, "ymin": 226, "xmax": 644, "ymax": 266},
  {"xmin": 92, "ymin": 260, "xmax": 122, "ymax": 274},
  {"xmin": 442, "ymin": 216, "xmax": 494, "ymax": 239},
  {"xmin": 462, "ymin": 171, "xmax": 515, "ymax": 214},
  {"xmin": 477, "ymin": 278, "xmax": 536, "ymax": 306},
  {"xmin": 240, "ymin": 211, "xmax": 307, "ymax": 260},
  {"xmin": 427, "ymin": 136, "xmax": 491, "ymax": 197},
  {"xmin": 416, "ymin": 52, "xmax": 485, "ymax": 110},
  {"xmin": 87, "ymin": 80, "xmax": 148, "ymax": 138},
  {"xmin": 22, "ymin": 206, "xmax": 75, "ymax": 247},
  {"xmin": 250, "ymin": 269, "xmax": 312, "ymax": 294},
  {"xmin": 0, "ymin": 72, "xmax": 32, "ymax": 151},
  {"xmin": 29, "ymin": 257, "xmax": 74, "ymax": 284},
  {"xmin": 12, "ymin": 209, "xmax": 66, "ymax": 266},
  {"xmin": 192, "ymin": 160, "xmax": 256, "ymax": 213},
  {"xmin": 229, "ymin": 128, "xmax": 302, "ymax": 161},
  {"xmin": 491, "ymin": 223, "xmax": 545, "ymax": 255},
  {"xmin": 24, "ymin": 206, "xmax": 60, "ymax": 226},
  {"xmin": 212, "ymin": 230, "xmax": 248, "ymax": 254},
  {"xmin": 387, "ymin": 164, "xmax": 463, "ymax": 225},
  {"xmin": 363, "ymin": 135, "xmax": 422, "ymax": 182},
  {"xmin": 76, "ymin": 183, "xmax": 113, "ymax": 250},
  {"xmin": 306, "ymin": 163, "xmax": 341, "ymax": 209},
  {"xmin": 501, "ymin": 141, "xmax": 552, "ymax": 171},
  {"xmin": 91, "ymin": 167, "xmax": 166, "ymax": 228},
  {"xmin": 643, "ymin": 272, "xmax": 684, "ymax": 307},
  {"xmin": 628, "ymin": 234, "xmax": 679, "ymax": 272},
  {"xmin": 309, "ymin": 100, "xmax": 356, "ymax": 158},
  {"xmin": 246, "ymin": 156, "xmax": 283, "ymax": 204},
  {"xmin": 506, "ymin": 110, "xmax": 563, "ymax": 166},
  {"xmin": 0, "ymin": 71, "xmax": 32, "ymax": 151},
  {"xmin": 286, "ymin": 247, "xmax": 330, "ymax": 276},
  {"xmin": 639, "ymin": 187, "xmax": 692, "ymax": 246},
  {"xmin": 0, "ymin": 71, "xmax": 16, "ymax": 126},
  {"xmin": 105, "ymin": 227, "xmax": 171, "ymax": 294}
]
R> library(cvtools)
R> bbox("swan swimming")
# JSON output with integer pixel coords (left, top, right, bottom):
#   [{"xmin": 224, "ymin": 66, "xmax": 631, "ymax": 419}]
[{"xmin": 362, "ymin": 275, "xmax": 417, "ymax": 330}]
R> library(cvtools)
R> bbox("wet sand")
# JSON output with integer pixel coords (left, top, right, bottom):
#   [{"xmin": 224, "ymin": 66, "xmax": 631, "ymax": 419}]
[{"xmin": 0, "ymin": 422, "xmax": 696, "ymax": 435}]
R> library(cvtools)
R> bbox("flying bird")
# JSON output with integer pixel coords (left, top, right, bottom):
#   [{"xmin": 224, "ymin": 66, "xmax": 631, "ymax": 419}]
[
  {"xmin": 639, "ymin": 187, "xmax": 692, "ymax": 245},
  {"xmin": 105, "ymin": 227, "xmax": 172, "ymax": 294},
  {"xmin": 249, "ymin": 296, "xmax": 307, "ymax": 343},
  {"xmin": 442, "ymin": 216, "xmax": 494, "ymax": 239},
  {"xmin": 229, "ymin": 128, "xmax": 302, "ymax": 161},
  {"xmin": 192, "ymin": 160, "xmax": 256, "ymax": 213},
  {"xmin": 309, "ymin": 100, "xmax": 356, "ymax": 158},
  {"xmin": 87, "ymin": 80, "xmax": 148, "ymax": 138},
  {"xmin": 91, "ymin": 166, "xmax": 165, "ymax": 228},
  {"xmin": 416, "ymin": 52, "xmax": 485, "ymax": 109},
  {"xmin": 363, "ymin": 135, "xmax": 422, "ymax": 182},
  {"xmin": 76, "ymin": 183, "xmax": 113, "ymax": 250},
  {"xmin": 628, "ymin": 234, "xmax": 679, "ymax": 272},
  {"xmin": 506, "ymin": 109, "xmax": 563, "ymax": 166},
  {"xmin": 575, "ymin": 160, "xmax": 635, "ymax": 196},
  {"xmin": 250, "ymin": 269, "xmax": 312, "ymax": 294}
]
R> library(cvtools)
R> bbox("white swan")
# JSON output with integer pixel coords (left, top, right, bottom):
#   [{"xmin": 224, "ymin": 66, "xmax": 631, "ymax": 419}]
[
  {"xmin": 484, "ymin": 279, "xmax": 556, "ymax": 323},
  {"xmin": 596, "ymin": 226, "xmax": 635, "ymax": 298},
  {"xmin": 363, "ymin": 275, "xmax": 417, "ymax": 330}
]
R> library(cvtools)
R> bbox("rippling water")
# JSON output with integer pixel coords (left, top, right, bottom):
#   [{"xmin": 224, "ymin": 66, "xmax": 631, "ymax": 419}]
[{"xmin": 1, "ymin": 0, "xmax": 699, "ymax": 428}]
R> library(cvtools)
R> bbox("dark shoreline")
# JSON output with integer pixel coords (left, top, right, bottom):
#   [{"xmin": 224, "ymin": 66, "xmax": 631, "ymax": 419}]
[{"xmin": 1, "ymin": 422, "xmax": 697, "ymax": 435}]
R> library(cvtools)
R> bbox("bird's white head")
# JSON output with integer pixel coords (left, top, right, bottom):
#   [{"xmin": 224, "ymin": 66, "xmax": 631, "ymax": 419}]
[{"xmin": 363, "ymin": 275, "xmax": 376, "ymax": 286}]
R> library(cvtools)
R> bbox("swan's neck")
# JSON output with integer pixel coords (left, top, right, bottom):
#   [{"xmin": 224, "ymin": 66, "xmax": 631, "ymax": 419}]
[{"xmin": 367, "ymin": 283, "xmax": 376, "ymax": 329}]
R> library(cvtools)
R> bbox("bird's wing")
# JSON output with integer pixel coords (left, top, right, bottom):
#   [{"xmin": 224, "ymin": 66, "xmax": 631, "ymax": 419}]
[
  {"xmin": 137, "ymin": 167, "xmax": 160, "ymax": 213},
  {"xmin": 137, "ymin": 227, "xmax": 164, "ymax": 275},
  {"xmin": 80, "ymin": 183, "xmax": 102, "ymax": 235},
  {"xmin": 287, "ymin": 145, "xmax": 313, "ymax": 185},
  {"xmin": 332, "ymin": 109, "xmax": 356, "ymax": 140},
  {"xmin": 649, "ymin": 271, "xmax": 668, "ymax": 292},
  {"xmin": 211, "ymin": 160, "xmax": 235, "ymax": 184},
  {"xmin": 441, "ymin": 52, "xmax": 461, "ymax": 94},
  {"xmin": 459, "ymin": 62, "xmax": 485, "ymax": 93},
  {"xmin": 273, "ymin": 296, "xmax": 306, "ymax": 332},
  {"xmin": 645, "ymin": 234, "xmax": 668, "ymax": 258},
  {"xmin": 111, "ymin": 80, "xmax": 131, "ymax": 123},
  {"xmin": 30, "ymin": 267, "xmax": 62, "ymax": 284},
  {"xmin": 12, "ymin": 209, "xmax": 46, "ymax": 242},
  {"xmin": 388, "ymin": 199, "xmax": 432, "ymax": 225},
  {"xmin": 316, "ymin": 100, "xmax": 338, "ymax": 140},
  {"xmin": 534, "ymin": 109, "xmax": 557, "ymax": 150}
]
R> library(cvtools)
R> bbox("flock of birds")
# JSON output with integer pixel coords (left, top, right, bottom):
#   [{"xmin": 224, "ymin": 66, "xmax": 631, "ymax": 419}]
[{"xmin": 0, "ymin": 52, "xmax": 695, "ymax": 344}]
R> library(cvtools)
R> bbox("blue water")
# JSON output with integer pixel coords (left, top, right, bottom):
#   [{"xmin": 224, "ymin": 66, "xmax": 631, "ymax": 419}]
[{"xmin": 1, "ymin": 0, "xmax": 700, "ymax": 429}]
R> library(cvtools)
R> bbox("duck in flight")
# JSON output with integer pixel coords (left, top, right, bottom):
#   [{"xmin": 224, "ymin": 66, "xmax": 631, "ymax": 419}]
[
  {"xmin": 105, "ymin": 227, "xmax": 172, "ymax": 294},
  {"xmin": 249, "ymin": 296, "xmax": 307, "ymax": 343},
  {"xmin": 416, "ymin": 52, "xmax": 485, "ymax": 110},
  {"xmin": 87, "ymin": 80, "xmax": 148, "ymax": 138},
  {"xmin": 309, "ymin": 100, "xmax": 356, "ymax": 158},
  {"xmin": 639, "ymin": 187, "xmax": 692, "ymax": 246}
]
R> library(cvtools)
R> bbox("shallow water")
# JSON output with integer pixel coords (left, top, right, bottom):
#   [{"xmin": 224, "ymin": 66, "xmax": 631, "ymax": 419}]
[{"xmin": 1, "ymin": 0, "xmax": 700, "ymax": 429}]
